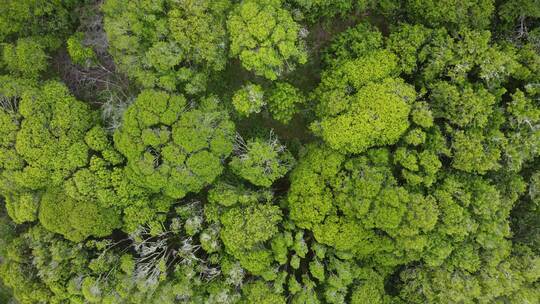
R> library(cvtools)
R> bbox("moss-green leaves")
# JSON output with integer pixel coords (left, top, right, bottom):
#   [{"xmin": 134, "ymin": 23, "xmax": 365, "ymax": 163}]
[{"xmin": 103, "ymin": 0, "xmax": 230, "ymax": 93}]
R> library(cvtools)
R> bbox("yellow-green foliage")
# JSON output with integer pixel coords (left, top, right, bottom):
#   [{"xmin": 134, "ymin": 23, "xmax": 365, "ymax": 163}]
[
  {"xmin": 230, "ymin": 136, "xmax": 295, "ymax": 187},
  {"xmin": 322, "ymin": 22, "xmax": 383, "ymax": 66},
  {"xmin": 0, "ymin": 226, "xmax": 88, "ymax": 302},
  {"xmin": 2, "ymin": 38, "xmax": 48, "ymax": 78},
  {"xmin": 0, "ymin": 0, "xmax": 76, "ymax": 45},
  {"xmin": 0, "ymin": 80, "xmax": 102, "ymax": 231},
  {"xmin": 387, "ymin": 26, "xmax": 523, "ymax": 174},
  {"xmin": 505, "ymin": 88, "xmax": 540, "ymax": 171},
  {"xmin": 0, "ymin": 79, "xmax": 153, "ymax": 240},
  {"xmin": 0, "ymin": 77, "xmax": 30, "ymax": 186},
  {"xmin": 39, "ymin": 188, "xmax": 121, "ymax": 242},
  {"xmin": 288, "ymin": 0, "xmax": 355, "ymax": 20},
  {"xmin": 207, "ymin": 183, "xmax": 283, "ymax": 279},
  {"xmin": 288, "ymin": 143, "xmax": 520, "ymax": 271},
  {"xmin": 267, "ymin": 82, "xmax": 305, "ymax": 124},
  {"xmin": 227, "ymin": 0, "xmax": 308, "ymax": 80},
  {"xmin": 0, "ymin": 3, "xmax": 539, "ymax": 304},
  {"xmin": 399, "ymin": 244, "xmax": 540, "ymax": 303},
  {"xmin": 232, "ymin": 83, "xmax": 265, "ymax": 116},
  {"xmin": 240, "ymin": 281, "xmax": 286, "ymax": 304},
  {"xmin": 14, "ymin": 82, "xmax": 97, "ymax": 187},
  {"xmin": 4, "ymin": 192, "xmax": 39, "ymax": 224},
  {"xmin": 66, "ymin": 32, "xmax": 97, "ymax": 67},
  {"xmin": 221, "ymin": 203, "xmax": 282, "ymax": 277},
  {"xmin": 115, "ymin": 90, "xmax": 235, "ymax": 199},
  {"xmin": 404, "ymin": 0, "xmax": 495, "ymax": 30},
  {"xmin": 313, "ymin": 50, "xmax": 415, "ymax": 154},
  {"xmin": 63, "ymin": 126, "xmax": 125, "ymax": 206}
]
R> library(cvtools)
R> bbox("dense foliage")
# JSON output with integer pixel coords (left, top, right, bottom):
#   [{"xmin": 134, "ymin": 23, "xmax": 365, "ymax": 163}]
[{"xmin": 0, "ymin": 0, "xmax": 539, "ymax": 303}]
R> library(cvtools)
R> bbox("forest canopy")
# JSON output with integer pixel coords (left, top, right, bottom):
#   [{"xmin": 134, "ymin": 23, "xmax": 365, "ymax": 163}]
[{"xmin": 0, "ymin": 0, "xmax": 539, "ymax": 303}]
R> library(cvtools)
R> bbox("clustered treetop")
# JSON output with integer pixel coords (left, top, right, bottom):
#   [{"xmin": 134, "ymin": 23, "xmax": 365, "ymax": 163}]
[
  {"xmin": 114, "ymin": 90, "xmax": 235, "ymax": 199},
  {"xmin": 312, "ymin": 49, "xmax": 415, "ymax": 154},
  {"xmin": 232, "ymin": 82, "xmax": 266, "ymax": 117},
  {"xmin": 0, "ymin": 80, "xmax": 123, "ymax": 241},
  {"xmin": 230, "ymin": 134, "xmax": 295, "ymax": 187},
  {"xmin": 0, "ymin": 0, "xmax": 539, "ymax": 303},
  {"xmin": 227, "ymin": 0, "xmax": 308, "ymax": 80},
  {"xmin": 102, "ymin": 0, "xmax": 230, "ymax": 94}
]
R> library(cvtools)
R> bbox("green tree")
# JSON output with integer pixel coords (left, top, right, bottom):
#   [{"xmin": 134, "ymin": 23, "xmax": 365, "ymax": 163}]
[
  {"xmin": 227, "ymin": 0, "xmax": 308, "ymax": 80},
  {"xmin": 207, "ymin": 183, "xmax": 283, "ymax": 279},
  {"xmin": 512, "ymin": 171, "xmax": 540, "ymax": 254},
  {"xmin": 2, "ymin": 38, "xmax": 48, "ymax": 78},
  {"xmin": 322, "ymin": 22, "xmax": 383, "ymax": 66},
  {"xmin": 287, "ymin": 142, "xmax": 522, "ymax": 270},
  {"xmin": 0, "ymin": 0, "xmax": 77, "ymax": 46},
  {"xmin": 230, "ymin": 134, "xmax": 295, "ymax": 187},
  {"xmin": 504, "ymin": 87, "xmax": 540, "ymax": 171},
  {"xmin": 287, "ymin": 145, "xmax": 438, "ymax": 265},
  {"xmin": 288, "ymin": 0, "xmax": 398, "ymax": 21},
  {"xmin": 241, "ymin": 281, "xmax": 286, "ymax": 304},
  {"xmin": 429, "ymin": 82, "xmax": 504, "ymax": 173},
  {"xmin": 286, "ymin": 0, "xmax": 355, "ymax": 20},
  {"xmin": 498, "ymin": 0, "xmax": 540, "ymax": 41},
  {"xmin": 0, "ymin": 77, "xmax": 181, "ymax": 239},
  {"xmin": 103, "ymin": 0, "xmax": 230, "ymax": 93},
  {"xmin": 312, "ymin": 50, "xmax": 415, "ymax": 154},
  {"xmin": 386, "ymin": 24, "xmax": 531, "ymax": 174},
  {"xmin": 0, "ymin": 225, "xmax": 91, "ymax": 303},
  {"xmin": 267, "ymin": 82, "xmax": 305, "ymax": 124},
  {"xmin": 0, "ymin": 77, "xmax": 35, "ymax": 222},
  {"xmin": 387, "ymin": 26, "xmax": 518, "ymax": 88},
  {"xmin": 0, "ymin": 80, "xmax": 150, "ymax": 240},
  {"xmin": 114, "ymin": 90, "xmax": 235, "ymax": 199},
  {"xmin": 66, "ymin": 32, "xmax": 97, "ymax": 67},
  {"xmin": 14, "ymin": 81, "xmax": 97, "ymax": 188},
  {"xmin": 399, "ymin": 244, "xmax": 540, "ymax": 303},
  {"xmin": 349, "ymin": 268, "xmax": 392, "ymax": 304},
  {"xmin": 393, "ymin": 125, "xmax": 445, "ymax": 188},
  {"xmin": 232, "ymin": 83, "xmax": 265, "ymax": 117},
  {"xmin": 0, "ymin": 81, "xmax": 102, "ymax": 231},
  {"xmin": 404, "ymin": 0, "xmax": 495, "ymax": 30},
  {"xmin": 39, "ymin": 188, "xmax": 121, "ymax": 242}
]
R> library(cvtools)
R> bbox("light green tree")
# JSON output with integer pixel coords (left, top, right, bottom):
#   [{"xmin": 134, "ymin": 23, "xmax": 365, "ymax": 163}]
[
  {"xmin": 66, "ymin": 32, "xmax": 97, "ymax": 67},
  {"xmin": 322, "ymin": 22, "xmax": 383, "ymax": 66},
  {"xmin": 312, "ymin": 50, "xmax": 415, "ymax": 154},
  {"xmin": 232, "ymin": 83, "xmax": 266, "ymax": 116},
  {"xmin": 2, "ymin": 38, "xmax": 48, "ymax": 78},
  {"xmin": 267, "ymin": 82, "xmax": 305, "ymax": 124},
  {"xmin": 114, "ymin": 90, "xmax": 235, "ymax": 199},
  {"xmin": 227, "ymin": 0, "xmax": 308, "ymax": 80},
  {"xmin": 241, "ymin": 281, "xmax": 286, "ymax": 304},
  {"xmin": 230, "ymin": 134, "xmax": 295, "ymax": 187},
  {"xmin": 207, "ymin": 183, "xmax": 283, "ymax": 280}
]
